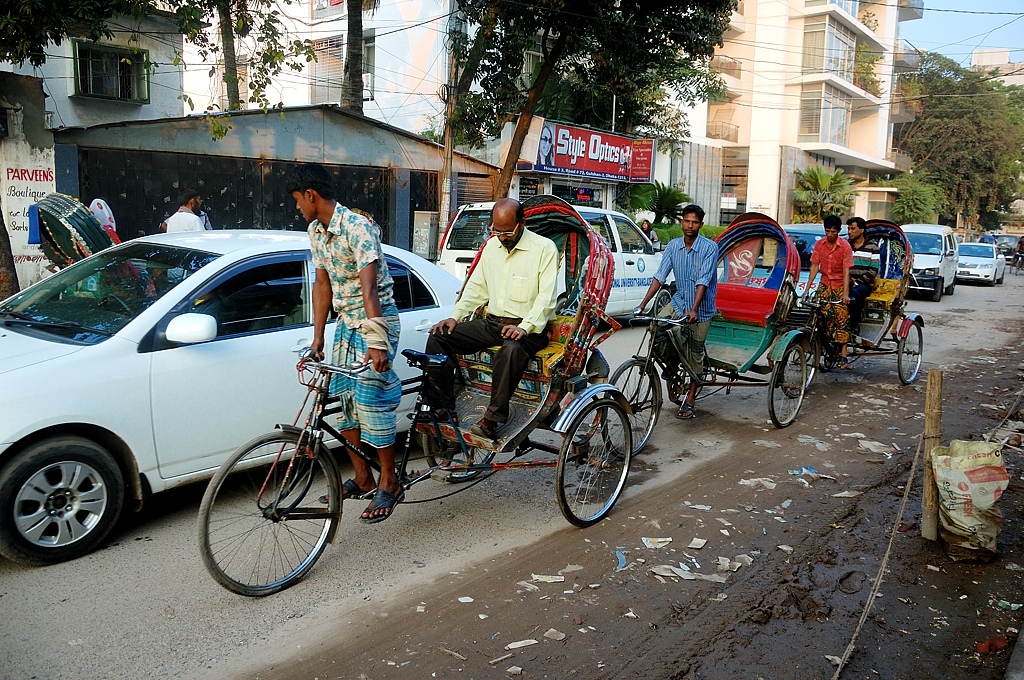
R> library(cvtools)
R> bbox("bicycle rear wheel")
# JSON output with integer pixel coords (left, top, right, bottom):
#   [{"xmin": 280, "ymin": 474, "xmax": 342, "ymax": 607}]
[
  {"xmin": 198, "ymin": 430, "xmax": 340, "ymax": 596},
  {"xmin": 556, "ymin": 397, "xmax": 632, "ymax": 527}
]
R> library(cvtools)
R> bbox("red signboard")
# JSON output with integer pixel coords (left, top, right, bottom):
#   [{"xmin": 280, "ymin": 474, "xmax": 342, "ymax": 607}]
[{"xmin": 535, "ymin": 121, "xmax": 656, "ymax": 183}]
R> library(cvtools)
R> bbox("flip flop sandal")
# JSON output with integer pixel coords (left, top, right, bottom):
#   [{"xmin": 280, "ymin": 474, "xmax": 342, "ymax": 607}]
[
  {"xmin": 360, "ymin": 488, "xmax": 406, "ymax": 524},
  {"xmin": 320, "ymin": 479, "xmax": 373, "ymax": 505},
  {"xmin": 676, "ymin": 403, "xmax": 696, "ymax": 420}
]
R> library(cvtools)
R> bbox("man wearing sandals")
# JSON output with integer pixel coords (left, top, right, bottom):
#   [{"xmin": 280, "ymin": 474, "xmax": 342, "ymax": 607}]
[
  {"xmin": 805, "ymin": 214, "xmax": 854, "ymax": 368},
  {"xmin": 634, "ymin": 204, "xmax": 717, "ymax": 420},
  {"xmin": 287, "ymin": 163, "xmax": 404, "ymax": 524}
]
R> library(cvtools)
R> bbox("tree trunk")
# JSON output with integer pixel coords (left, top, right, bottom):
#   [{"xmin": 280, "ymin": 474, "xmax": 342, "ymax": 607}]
[
  {"xmin": 217, "ymin": 1, "xmax": 241, "ymax": 110},
  {"xmin": 342, "ymin": 0, "xmax": 364, "ymax": 113},
  {"xmin": 495, "ymin": 32, "xmax": 569, "ymax": 197},
  {"xmin": 0, "ymin": 205, "xmax": 20, "ymax": 299},
  {"xmin": 455, "ymin": 4, "xmax": 499, "ymax": 96}
]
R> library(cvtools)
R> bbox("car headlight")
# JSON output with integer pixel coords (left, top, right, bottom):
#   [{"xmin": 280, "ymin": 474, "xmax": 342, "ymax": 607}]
[
  {"xmin": 979, "ymin": 263, "xmax": 994, "ymax": 269},
  {"xmin": 921, "ymin": 268, "xmax": 938, "ymax": 276}
]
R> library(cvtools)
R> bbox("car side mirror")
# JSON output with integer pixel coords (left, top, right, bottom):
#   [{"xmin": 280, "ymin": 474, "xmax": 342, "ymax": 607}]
[
  {"xmin": 945, "ymin": 249, "xmax": 955, "ymax": 257},
  {"xmin": 165, "ymin": 313, "xmax": 218, "ymax": 344},
  {"xmin": 652, "ymin": 241, "xmax": 662, "ymax": 252}
]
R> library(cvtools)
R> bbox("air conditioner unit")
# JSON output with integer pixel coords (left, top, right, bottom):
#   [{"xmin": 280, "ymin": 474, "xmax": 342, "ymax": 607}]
[{"xmin": 362, "ymin": 72, "xmax": 373, "ymax": 101}]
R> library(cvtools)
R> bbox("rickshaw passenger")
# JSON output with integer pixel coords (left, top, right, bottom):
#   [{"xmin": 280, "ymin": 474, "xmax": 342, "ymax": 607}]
[
  {"xmin": 634, "ymin": 204, "xmax": 717, "ymax": 420},
  {"xmin": 426, "ymin": 198, "xmax": 560, "ymax": 440},
  {"xmin": 806, "ymin": 215, "xmax": 853, "ymax": 368},
  {"xmin": 846, "ymin": 216, "xmax": 879, "ymax": 332}
]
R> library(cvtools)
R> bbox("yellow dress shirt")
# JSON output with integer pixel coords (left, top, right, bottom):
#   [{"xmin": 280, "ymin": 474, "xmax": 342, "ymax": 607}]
[{"xmin": 451, "ymin": 228, "xmax": 559, "ymax": 335}]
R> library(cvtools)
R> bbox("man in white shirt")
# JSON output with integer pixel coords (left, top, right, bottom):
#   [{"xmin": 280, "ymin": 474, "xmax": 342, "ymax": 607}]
[
  {"xmin": 425, "ymin": 198, "xmax": 559, "ymax": 440},
  {"xmin": 163, "ymin": 189, "xmax": 205, "ymax": 233}
]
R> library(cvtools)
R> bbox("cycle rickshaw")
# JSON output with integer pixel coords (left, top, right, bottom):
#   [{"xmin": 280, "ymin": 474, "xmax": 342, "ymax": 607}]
[
  {"xmin": 612, "ymin": 213, "xmax": 809, "ymax": 453},
  {"xmin": 197, "ymin": 195, "xmax": 633, "ymax": 596},
  {"xmin": 788, "ymin": 219, "xmax": 924, "ymax": 385}
]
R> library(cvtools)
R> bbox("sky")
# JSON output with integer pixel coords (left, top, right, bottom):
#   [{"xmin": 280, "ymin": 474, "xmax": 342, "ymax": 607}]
[{"xmin": 899, "ymin": 1, "xmax": 1024, "ymax": 65}]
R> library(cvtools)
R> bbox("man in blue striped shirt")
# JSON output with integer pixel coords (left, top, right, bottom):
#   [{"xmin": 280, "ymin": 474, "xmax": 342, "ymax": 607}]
[{"xmin": 634, "ymin": 204, "xmax": 718, "ymax": 419}]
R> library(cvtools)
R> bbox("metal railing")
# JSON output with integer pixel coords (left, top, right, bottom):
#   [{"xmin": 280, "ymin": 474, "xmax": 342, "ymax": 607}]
[
  {"xmin": 707, "ymin": 121, "xmax": 739, "ymax": 143},
  {"xmin": 711, "ymin": 55, "xmax": 742, "ymax": 80}
]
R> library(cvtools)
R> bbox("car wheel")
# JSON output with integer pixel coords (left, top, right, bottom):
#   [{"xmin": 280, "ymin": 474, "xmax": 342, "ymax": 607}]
[
  {"xmin": 0, "ymin": 437, "xmax": 125, "ymax": 566},
  {"xmin": 944, "ymin": 278, "xmax": 955, "ymax": 295},
  {"xmin": 930, "ymin": 283, "xmax": 942, "ymax": 302},
  {"xmin": 998, "ymin": 270, "xmax": 1005, "ymax": 284}
]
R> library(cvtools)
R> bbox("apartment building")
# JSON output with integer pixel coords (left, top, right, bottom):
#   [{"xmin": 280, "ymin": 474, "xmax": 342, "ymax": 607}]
[{"xmin": 705, "ymin": 0, "xmax": 923, "ymax": 223}]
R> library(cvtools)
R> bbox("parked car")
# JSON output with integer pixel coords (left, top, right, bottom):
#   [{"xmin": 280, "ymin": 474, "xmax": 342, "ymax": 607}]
[
  {"xmin": 0, "ymin": 231, "xmax": 462, "ymax": 566},
  {"xmin": 993, "ymin": 234, "xmax": 1019, "ymax": 262},
  {"xmin": 780, "ymin": 223, "xmax": 847, "ymax": 296},
  {"xmin": 902, "ymin": 223, "xmax": 958, "ymax": 301},
  {"xmin": 436, "ymin": 202, "xmax": 664, "ymax": 316},
  {"xmin": 956, "ymin": 242, "xmax": 1005, "ymax": 286}
]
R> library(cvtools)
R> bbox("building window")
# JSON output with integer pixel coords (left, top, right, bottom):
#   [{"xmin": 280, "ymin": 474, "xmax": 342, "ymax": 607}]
[
  {"xmin": 805, "ymin": 0, "xmax": 859, "ymax": 15},
  {"xmin": 74, "ymin": 42, "xmax": 149, "ymax": 103},
  {"xmin": 310, "ymin": 34, "xmax": 375, "ymax": 104},
  {"xmin": 313, "ymin": 0, "xmax": 345, "ymax": 20},
  {"xmin": 802, "ymin": 18, "xmax": 856, "ymax": 82},
  {"xmin": 799, "ymin": 84, "xmax": 852, "ymax": 146}
]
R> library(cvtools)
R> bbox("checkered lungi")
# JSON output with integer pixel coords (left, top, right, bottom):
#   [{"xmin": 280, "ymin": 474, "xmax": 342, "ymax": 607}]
[{"xmin": 329, "ymin": 313, "xmax": 402, "ymax": 448}]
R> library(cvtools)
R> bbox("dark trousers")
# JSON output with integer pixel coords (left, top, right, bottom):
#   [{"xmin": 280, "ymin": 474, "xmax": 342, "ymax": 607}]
[
  {"xmin": 424, "ymin": 317, "xmax": 548, "ymax": 423},
  {"xmin": 849, "ymin": 283, "xmax": 873, "ymax": 331}
]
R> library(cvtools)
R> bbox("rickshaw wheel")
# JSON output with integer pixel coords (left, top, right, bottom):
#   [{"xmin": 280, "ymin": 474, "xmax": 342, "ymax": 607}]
[
  {"xmin": 767, "ymin": 342, "xmax": 807, "ymax": 428},
  {"xmin": 418, "ymin": 432, "xmax": 495, "ymax": 483},
  {"xmin": 803, "ymin": 333, "xmax": 823, "ymax": 388},
  {"xmin": 556, "ymin": 397, "xmax": 632, "ymax": 527},
  {"xmin": 610, "ymin": 358, "xmax": 662, "ymax": 454},
  {"xmin": 897, "ymin": 322, "xmax": 923, "ymax": 385}
]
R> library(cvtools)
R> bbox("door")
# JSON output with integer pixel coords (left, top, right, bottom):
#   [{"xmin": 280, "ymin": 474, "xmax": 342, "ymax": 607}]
[
  {"xmin": 150, "ymin": 255, "xmax": 313, "ymax": 479},
  {"xmin": 612, "ymin": 215, "xmax": 655, "ymax": 310}
]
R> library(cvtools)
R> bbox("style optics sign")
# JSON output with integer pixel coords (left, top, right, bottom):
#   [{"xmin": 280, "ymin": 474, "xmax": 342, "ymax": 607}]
[{"xmin": 535, "ymin": 121, "xmax": 656, "ymax": 183}]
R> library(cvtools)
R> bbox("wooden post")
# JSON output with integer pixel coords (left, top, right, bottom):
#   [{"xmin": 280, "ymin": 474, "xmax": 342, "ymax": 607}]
[{"xmin": 921, "ymin": 369, "xmax": 942, "ymax": 541}]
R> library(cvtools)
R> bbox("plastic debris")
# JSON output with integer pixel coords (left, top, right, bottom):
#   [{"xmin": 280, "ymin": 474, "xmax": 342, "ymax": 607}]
[
  {"xmin": 710, "ymin": 593, "xmax": 728, "ymax": 602},
  {"xmin": 858, "ymin": 440, "xmax": 891, "ymax": 455},
  {"xmin": 416, "ymin": 605, "xmax": 425, "ymax": 613},
  {"xmin": 717, "ymin": 556, "xmax": 742, "ymax": 572},
  {"xmin": 532, "ymin": 574, "xmax": 565, "ymax": 583},
  {"xmin": 781, "ymin": 499, "xmax": 792, "ymax": 509},
  {"xmin": 825, "ymin": 655, "xmax": 843, "ymax": 667},
  {"xmin": 1005, "ymin": 563, "xmax": 1024, "ymax": 572},
  {"xmin": 739, "ymin": 477, "xmax": 777, "ymax": 490},
  {"xmin": 688, "ymin": 538, "xmax": 707, "ymax": 549},
  {"xmin": 787, "ymin": 466, "xmax": 835, "ymax": 480},
  {"xmin": 832, "ymin": 490, "xmax": 862, "ymax": 498},
  {"xmin": 691, "ymin": 504, "xmax": 713, "ymax": 511},
  {"xmin": 624, "ymin": 609, "xmax": 639, "ymax": 619},
  {"xmin": 753, "ymin": 440, "xmax": 782, "ymax": 448},
  {"xmin": 615, "ymin": 550, "xmax": 633, "ymax": 572},
  {"xmin": 516, "ymin": 580, "xmax": 540, "ymax": 592},
  {"xmin": 926, "ymin": 565, "xmax": 941, "ymax": 572},
  {"xmin": 440, "ymin": 647, "xmax": 467, "ymax": 660},
  {"xmin": 458, "ymin": 596, "xmax": 474, "ymax": 603},
  {"xmin": 734, "ymin": 554, "xmax": 754, "ymax": 566},
  {"xmin": 720, "ymin": 529, "xmax": 730, "ymax": 536},
  {"xmin": 998, "ymin": 600, "xmax": 1023, "ymax": 611},
  {"xmin": 544, "ymin": 628, "xmax": 567, "ymax": 641},
  {"xmin": 507, "ymin": 666, "xmax": 523, "ymax": 675},
  {"xmin": 716, "ymin": 518, "xmax": 733, "ymax": 526},
  {"xmin": 642, "ymin": 537, "xmax": 672, "ymax": 549},
  {"xmin": 504, "ymin": 639, "xmax": 538, "ymax": 650},
  {"xmin": 777, "ymin": 545, "xmax": 794, "ymax": 554},
  {"xmin": 797, "ymin": 435, "xmax": 830, "ymax": 451},
  {"xmin": 560, "ymin": 564, "xmax": 584, "ymax": 573}
]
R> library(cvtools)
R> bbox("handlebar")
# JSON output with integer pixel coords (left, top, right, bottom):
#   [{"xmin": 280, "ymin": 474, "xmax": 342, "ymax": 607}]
[{"xmin": 297, "ymin": 347, "xmax": 371, "ymax": 377}]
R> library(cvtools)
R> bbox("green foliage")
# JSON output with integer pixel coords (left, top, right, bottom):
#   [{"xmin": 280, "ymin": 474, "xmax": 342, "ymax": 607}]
[
  {"xmin": 653, "ymin": 224, "xmax": 724, "ymax": 243},
  {"xmin": 853, "ymin": 42, "xmax": 882, "ymax": 97},
  {"xmin": 890, "ymin": 173, "xmax": 943, "ymax": 224},
  {"xmin": 646, "ymin": 181, "xmax": 692, "ymax": 225},
  {"xmin": 791, "ymin": 166, "xmax": 856, "ymax": 222},
  {"xmin": 893, "ymin": 53, "xmax": 1024, "ymax": 224}
]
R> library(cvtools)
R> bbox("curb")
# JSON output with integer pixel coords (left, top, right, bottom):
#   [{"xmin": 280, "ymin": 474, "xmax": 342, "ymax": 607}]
[{"xmin": 1007, "ymin": 628, "xmax": 1024, "ymax": 678}]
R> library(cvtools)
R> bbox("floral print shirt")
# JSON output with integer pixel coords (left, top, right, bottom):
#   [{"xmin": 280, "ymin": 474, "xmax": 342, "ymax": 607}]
[{"xmin": 308, "ymin": 203, "xmax": 395, "ymax": 327}]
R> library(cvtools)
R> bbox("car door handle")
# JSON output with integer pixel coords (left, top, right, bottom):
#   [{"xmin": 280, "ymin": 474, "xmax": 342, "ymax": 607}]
[
  {"xmin": 415, "ymin": 323, "xmax": 432, "ymax": 331},
  {"xmin": 625, "ymin": 259, "xmax": 635, "ymax": 265},
  {"xmin": 290, "ymin": 340, "xmax": 312, "ymax": 352}
]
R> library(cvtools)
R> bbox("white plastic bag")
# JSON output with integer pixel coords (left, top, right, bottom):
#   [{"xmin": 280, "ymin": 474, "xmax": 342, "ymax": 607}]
[{"xmin": 932, "ymin": 440, "xmax": 1009, "ymax": 558}]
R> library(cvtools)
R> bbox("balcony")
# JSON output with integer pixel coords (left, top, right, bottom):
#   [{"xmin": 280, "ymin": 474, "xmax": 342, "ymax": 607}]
[
  {"xmin": 894, "ymin": 42, "xmax": 921, "ymax": 73},
  {"xmin": 890, "ymin": 97, "xmax": 916, "ymax": 123},
  {"xmin": 726, "ymin": 0, "xmax": 745, "ymax": 36},
  {"xmin": 711, "ymin": 55, "xmax": 743, "ymax": 99},
  {"xmin": 887, "ymin": 148, "xmax": 912, "ymax": 171},
  {"xmin": 707, "ymin": 121, "xmax": 739, "ymax": 143},
  {"xmin": 898, "ymin": 0, "xmax": 924, "ymax": 22}
]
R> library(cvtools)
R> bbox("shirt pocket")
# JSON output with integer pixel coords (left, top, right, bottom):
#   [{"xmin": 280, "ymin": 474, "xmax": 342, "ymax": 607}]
[{"xmin": 508, "ymin": 273, "xmax": 531, "ymax": 303}]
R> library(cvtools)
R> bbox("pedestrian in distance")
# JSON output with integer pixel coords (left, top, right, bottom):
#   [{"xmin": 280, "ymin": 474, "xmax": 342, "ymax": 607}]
[
  {"xmin": 162, "ymin": 188, "xmax": 206, "ymax": 233},
  {"xmin": 633, "ymin": 204, "xmax": 717, "ymax": 420},
  {"xmin": 639, "ymin": 218, "xmax": 659, "ymax": 243},
  {"xmin": 286, "ymin": 163, "xmax": 405, "ymax": 524},
  {"xmin": 424, "ymin": 198, "xmax": 560, "ymax": 441},
  {"xmin": 806, "ymin": 214, "xmax": 853, "ymax": 368}
]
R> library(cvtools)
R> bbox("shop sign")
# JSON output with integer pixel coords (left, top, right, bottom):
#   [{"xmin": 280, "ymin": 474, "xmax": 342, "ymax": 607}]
[{"xmin": 535, "ymin": 121, "xmax": 655, "ymax": 183}]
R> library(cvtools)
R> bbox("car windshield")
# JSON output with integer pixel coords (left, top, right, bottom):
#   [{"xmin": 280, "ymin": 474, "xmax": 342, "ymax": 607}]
[
  {"xmin": 0, "ymin": 242, "xmax": 219, "ymax": 343},
  {"xmin": 447, "ymin": 210, "xmax": 491, "ymax": 250},
  {"xmin": 959, "ymin": 244, "xmax": 994, "ymax": 258},
  {"xmin": 906, "ymin": 232, "xmax": 943, "ymax": 255},
  {"xmin": 783, "ymin": 229, "xmax": 822, "ymax": 271}
]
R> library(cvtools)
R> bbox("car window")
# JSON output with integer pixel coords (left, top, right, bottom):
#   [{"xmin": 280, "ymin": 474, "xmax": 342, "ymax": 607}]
[
  {"xmin": 906, "ymin": 232, "xmax": 942, "ymax": 256},
  {"xmin": 447, "ymin": 210, "xmax": 491, "ymax": 250},
  {"xmin": 192, "ymin": 260, "xmax": 309, "ymax": 337},
  {"xmin": 613, "ymin": 217, "xmax": 650, "ymax": 254},
  {"xmin": 959, "ymin": 244, "xmax": 995, "ymax": 258},
  {"xmin": 579, "ymin": 213, "xmax": 617, "ymax": 252},
  {"xmin": 783, "ymin": 230, "xmax": 821, "ymax": 271},
  {"xmin": 387, "ymin": 255, "xmax": 437, "ymax": 311},
  {"xmin": 0, "ymin": 242, "xmax": 218, "ymax": 344}
]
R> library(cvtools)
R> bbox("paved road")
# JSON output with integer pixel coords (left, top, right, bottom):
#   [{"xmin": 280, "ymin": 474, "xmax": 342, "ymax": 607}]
[{"xmin": 0, "ymin": 275, "xmax": 1017, "ymax": 680}]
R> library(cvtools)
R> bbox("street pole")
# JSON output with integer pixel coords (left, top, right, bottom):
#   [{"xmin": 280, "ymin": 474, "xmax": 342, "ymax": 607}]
[{"xmin": 438, "ymin": 1, "xmax": 458, "ymax": 251}]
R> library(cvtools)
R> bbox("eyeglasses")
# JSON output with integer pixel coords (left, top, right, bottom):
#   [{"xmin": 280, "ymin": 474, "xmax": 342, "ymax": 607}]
[{"xmin": 491, "ymin": 225, "xmax": 520, "ymax": 236}]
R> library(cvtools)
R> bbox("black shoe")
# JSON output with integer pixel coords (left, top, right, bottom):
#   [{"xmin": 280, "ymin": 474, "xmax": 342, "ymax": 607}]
[{"xmin": 470, "ymin": 417, "xmax": 497, "ymax": 439}]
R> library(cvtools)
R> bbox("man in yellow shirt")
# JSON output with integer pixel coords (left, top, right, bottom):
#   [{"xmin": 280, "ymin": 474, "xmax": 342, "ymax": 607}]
[{"xmin": 426, "ymin": 198, "xmax": 559, "ymax": 439}]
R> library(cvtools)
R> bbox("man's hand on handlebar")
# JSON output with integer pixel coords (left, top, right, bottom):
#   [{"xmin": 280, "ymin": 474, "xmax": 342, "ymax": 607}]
[
  {"xmin": 365, "ymin": 347, "xmax": 390, "ymax": 373},
  {"xmin": 632, "ymin": 305, "xmax": 645, "ymax": 317},
  {"xmin": 309, "ymin": 335, "xmax": 326, "ymax": 361},
  {"xmin": 681, "ymin": 310, "xmax": 698, "ymax": 323},
  {"xmin": 429, "ymin": 317, "xmax": 458, "ymax": 335}
]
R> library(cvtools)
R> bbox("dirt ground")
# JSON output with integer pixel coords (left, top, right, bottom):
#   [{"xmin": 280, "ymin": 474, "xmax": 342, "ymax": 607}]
[{"xmin": 250, "ymin": 341, "xmax": 1024, "ymax": 680}]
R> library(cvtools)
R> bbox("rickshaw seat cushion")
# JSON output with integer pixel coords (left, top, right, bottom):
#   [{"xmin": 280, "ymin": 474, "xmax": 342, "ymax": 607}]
[
  {"xmin": 714, "ymin": 284, "xmax": 778, "ymax": 327},
  {"xmin": 865, "ymin": 278, "xmax": 901, "ymax": 304},
  {"xmin": 546, "ymin": 315, "xmax": 576, "ymax": 345}
]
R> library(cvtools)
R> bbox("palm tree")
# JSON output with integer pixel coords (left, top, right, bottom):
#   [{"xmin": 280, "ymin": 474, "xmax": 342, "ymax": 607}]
[
  {"xmin": 342, "ymin": 0, "xmax": 380, "ymax": 113},
  {"xmin": 633, "ymin": 181, "xmax": 692, "ymax": 225},
  {"xmin": 791, "ymin": 166, "xmax": 856, "ymax": 223}
]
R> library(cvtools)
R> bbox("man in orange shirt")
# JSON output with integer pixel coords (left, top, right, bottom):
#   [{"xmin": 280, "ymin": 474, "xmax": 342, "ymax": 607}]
[{"xmin": 805, "ymin": 214, "xmax": 854, "ymax": 368}]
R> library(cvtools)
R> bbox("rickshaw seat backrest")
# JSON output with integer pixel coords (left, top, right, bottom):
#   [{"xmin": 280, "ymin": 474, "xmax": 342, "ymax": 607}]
[
  {"xmin": 714, "ymin": 284, "xmax": 778, "ymax": 327},
  {"xmin": 865, "ymin": 278, "xmax": 902, "ymax": 305}
]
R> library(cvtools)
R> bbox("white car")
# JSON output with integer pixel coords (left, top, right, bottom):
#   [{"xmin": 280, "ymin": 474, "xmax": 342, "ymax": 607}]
[
  {"xmin": 956, "ymin": 242, "xmax": 1005, "ymax": 286},
  {"xmin": 0, "ymin": 231, "xmax": 461, "ymax": 566}
]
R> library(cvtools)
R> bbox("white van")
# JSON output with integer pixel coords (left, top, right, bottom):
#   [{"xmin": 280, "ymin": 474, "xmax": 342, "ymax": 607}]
[
  {"xmin": 436, "ymin": 202, "xmax": 664, "ymax": 316},
  {"xmin": 902, "ymin": 223, "xmax": 958, "ymax": 301}
]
